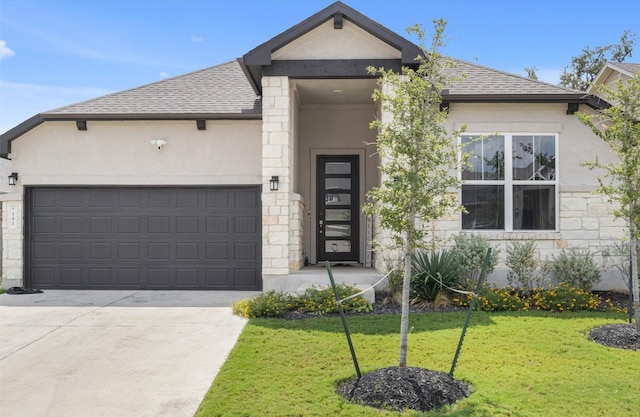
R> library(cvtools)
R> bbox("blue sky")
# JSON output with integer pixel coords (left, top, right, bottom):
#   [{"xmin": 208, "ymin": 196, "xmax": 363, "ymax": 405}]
[{"xmin": 1, "ymin": 0, "xmax": 638, "ymax": 134}]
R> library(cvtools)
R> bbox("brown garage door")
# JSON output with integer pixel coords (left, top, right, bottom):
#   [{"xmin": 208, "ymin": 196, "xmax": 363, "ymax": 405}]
[{"xmin": 25, "ymin": 187, "xmax": 261, "ymax": 290}]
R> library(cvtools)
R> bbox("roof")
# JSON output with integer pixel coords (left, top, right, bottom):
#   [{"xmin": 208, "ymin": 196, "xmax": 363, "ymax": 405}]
[
  {"xmin": 607, "ymin": 62, "xmax": 640, "ymax": 76},
  {"xmin": 1, "ymin": 61, "xmax": 261, "ymax": 154},
  {"xmin": 0, "ymin": 1, "xmax": 607, "ymax": 154},
  {"xmin": 241, "ymin": 1, "xmax": 421, "ymax": 94}
]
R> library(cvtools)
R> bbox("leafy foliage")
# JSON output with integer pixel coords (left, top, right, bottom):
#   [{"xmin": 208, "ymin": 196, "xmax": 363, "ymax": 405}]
[
  {"xmin": 411, "ymin": 249, "xmax": 462, "ymax": 303},
  {"xmin": 560, "ymin": 30, "xmax": 636, "ymax": 91},
  {"xmin": 542, "ymin": 248, "xmax": 601, "ymax": 291},
  {"xmin": 451, "ymin": 234, "xmax": 500, "ymax": 288},
  {"xmin": 530, "ymin": 284, "xmax": 602, "ymax": 312},
  {"xmin": 578, "ymin": 72, "xmax": 640, "ymax": 329},
  {"xmin": 362, "ymin": 20, "xmax": 465, "ymax": 367},
  {"xmin": 232, "ymin": 285, "xmax": 371, "ymax": 318},
  {"xmin": 505, "ymin": 240, "xmax": 542, "ymax": 292}
]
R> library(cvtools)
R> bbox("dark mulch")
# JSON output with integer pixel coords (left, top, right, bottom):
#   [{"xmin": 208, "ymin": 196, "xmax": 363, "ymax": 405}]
[
  {"xmin": 589, "ymin": 323, "xmax": 639, "ymax": 350},
  {"xmin": 336, "ymin": 366, "xmax": 470, "ymax": 413}
]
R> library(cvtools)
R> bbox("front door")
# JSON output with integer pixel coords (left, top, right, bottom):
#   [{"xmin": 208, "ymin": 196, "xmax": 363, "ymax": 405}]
[{"xmin": 317, "ymin": 155, "xmax": 359, "ymax": 262}]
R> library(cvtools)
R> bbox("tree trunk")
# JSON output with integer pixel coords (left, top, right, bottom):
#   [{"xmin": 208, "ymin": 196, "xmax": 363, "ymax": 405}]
[
  {"xmin": 399, "ymin": 231, "xmax": 413, "ymax": 368},
  {"xmin": 630, "ymin": 225, "xmax": 639, "ymax": 332}
]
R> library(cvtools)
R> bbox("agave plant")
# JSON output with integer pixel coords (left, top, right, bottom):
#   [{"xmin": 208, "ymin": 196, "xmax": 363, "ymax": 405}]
[{"xmin": 411, "ymin": 249, "xmax": 463, "ymax": 306}]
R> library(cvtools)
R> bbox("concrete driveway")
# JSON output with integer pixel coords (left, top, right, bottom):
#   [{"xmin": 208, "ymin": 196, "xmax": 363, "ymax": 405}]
[{"xmin": 0, "ymin": 290, "xmax": 257, "ymax": 417}]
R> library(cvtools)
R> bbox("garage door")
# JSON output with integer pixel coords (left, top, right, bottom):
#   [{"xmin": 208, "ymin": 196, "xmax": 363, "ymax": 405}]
[{"xmin": 25, "ymin": 187, "xmax": 261, "ymax": 290}]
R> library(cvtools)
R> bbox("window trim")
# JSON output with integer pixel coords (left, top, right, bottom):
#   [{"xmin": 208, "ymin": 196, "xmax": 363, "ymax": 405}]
[{"xmin": 459, "ymin": 132, "xmax": 559, "ymax": 232}]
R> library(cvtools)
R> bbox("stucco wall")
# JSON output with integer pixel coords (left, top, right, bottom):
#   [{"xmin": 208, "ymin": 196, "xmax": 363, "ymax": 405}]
[
  {"xmin": 9, "ymin": 120, "xmax": 262, "ymax": 185},
  {"xmin": 272, "ymin": 19, "xmax": 400, "ymax": 61}
]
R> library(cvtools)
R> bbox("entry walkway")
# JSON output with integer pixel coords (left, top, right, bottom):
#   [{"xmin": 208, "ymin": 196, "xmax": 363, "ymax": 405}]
[{"xmin": 0, "ymin": 290, "xmax": 256, "ymax": 417}]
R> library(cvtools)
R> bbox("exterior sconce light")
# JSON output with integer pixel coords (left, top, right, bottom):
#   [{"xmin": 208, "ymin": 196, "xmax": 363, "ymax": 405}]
[
  {"xmin": 269, "ymin": 176, "xmax": 279, "ymax": 191},
  {"xmin": 76, "ymin": 120, "xmax": 87, "ymax": 131},
  {"xmin": 8, "ymin": 172, "xmax": 18, "ymax": 186}
]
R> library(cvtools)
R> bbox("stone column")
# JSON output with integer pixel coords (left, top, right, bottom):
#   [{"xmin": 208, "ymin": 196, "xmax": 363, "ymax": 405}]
[
  {"xmin": 1, "ymin": 196, "xmax": 24, "ymax": 288},
  {"xmin": 262, "ymin": 76, "xmax": 291, "ymax": 277}
]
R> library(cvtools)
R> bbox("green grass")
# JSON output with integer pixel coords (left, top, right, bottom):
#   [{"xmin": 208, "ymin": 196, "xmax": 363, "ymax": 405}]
[{"xmin": 196, "ymin": 311, "xmax": 638, "ymax": 417}]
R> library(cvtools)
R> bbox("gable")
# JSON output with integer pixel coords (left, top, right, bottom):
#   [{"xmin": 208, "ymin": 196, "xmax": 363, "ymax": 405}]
[{"xmin": 271, "ymin": 18, "xmax": 401, "ymax": 61}]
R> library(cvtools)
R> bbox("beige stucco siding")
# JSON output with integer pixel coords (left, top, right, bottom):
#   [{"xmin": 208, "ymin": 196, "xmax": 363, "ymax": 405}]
[
  {"xmin": 447, "ymin": 102, "xmax": 617, "ymax": 189},
  {"xmin": 272, "ymin": 19, "xmax": 401, "ymax": 61},
  {"xmin": 9, "ymin": 120, "xmax": 262, "ymax": 185}
]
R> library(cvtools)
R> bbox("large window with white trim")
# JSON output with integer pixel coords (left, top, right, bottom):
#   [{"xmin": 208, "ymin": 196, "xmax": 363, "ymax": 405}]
[{"xmin": 461, "ymin": 134, "xmax": 557, "ymax": 231}]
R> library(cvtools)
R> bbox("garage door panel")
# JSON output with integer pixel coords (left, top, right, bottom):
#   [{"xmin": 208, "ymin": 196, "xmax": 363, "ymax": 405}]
[{"xmin": 27, "ymin": 187, "xmax": 261, "ymax": 290}]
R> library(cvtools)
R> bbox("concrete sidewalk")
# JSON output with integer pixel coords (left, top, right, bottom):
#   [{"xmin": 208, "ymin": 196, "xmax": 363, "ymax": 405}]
[{"xmin": 0, "ymin": 290, "xmax": 257, "ymax": 417}]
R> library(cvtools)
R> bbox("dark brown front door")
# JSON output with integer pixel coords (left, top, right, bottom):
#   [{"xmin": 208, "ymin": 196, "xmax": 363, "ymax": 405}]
[{"xmin": 316, "ymin": 155, "xmax": 359, "ymax": 262}]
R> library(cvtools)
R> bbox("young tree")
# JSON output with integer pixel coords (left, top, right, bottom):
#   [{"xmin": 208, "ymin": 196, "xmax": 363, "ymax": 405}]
[
  {"xmin": 364, "ymin": 20, "xmax": 466, "ymax": 368},
  {"xmin": 578, "ymin": 73, "xmax": 640, "ymax": 331},
  {"xmin": 560, "ymin": 30, "xmax": 636, "ymax": 91}
]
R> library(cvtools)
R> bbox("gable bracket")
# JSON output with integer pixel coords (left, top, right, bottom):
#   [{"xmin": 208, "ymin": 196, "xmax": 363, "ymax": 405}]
[
  {"xmin": 566, "ymin": 102, "xmax": 580, "ymax": 115},
  {"xmin": 333, "ymin": 12, "xmax": 343, "ymax": 29}
]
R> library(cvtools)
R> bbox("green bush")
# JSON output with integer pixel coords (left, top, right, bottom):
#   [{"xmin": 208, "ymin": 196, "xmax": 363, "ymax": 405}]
[
  {"xmin": 530, "ymin": 284, "xmax": 601, "ymax": 311},
  {"xmin": 232, "ymin": 284, "xmax": 371, "ymax": 318},
  {"xmin": 453, "ymin": 284, "xmax": 528, "ymax": 312},
  {"xmin": 543, "ymin": 248, "xmax": 601, "ymax": 291},
  {"xmin": 298, "ymin": 284, "xmax": 372, "ymax": 315},
  {"xmin": 506, "ymin": 240, "xmax": 542, "ymax": 292},
  {"xmin": 233, "ymin": 290, "xmax": 297, "ymax": 318},
  {"xmin": 452, "ymin": 234, "xmax": 500, "ymax": 288},
  {"xmin": 411, "ymin": 249, "xmax": 462, "ymax": 303}
]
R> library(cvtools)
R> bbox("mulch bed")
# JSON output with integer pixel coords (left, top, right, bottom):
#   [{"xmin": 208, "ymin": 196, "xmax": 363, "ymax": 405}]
[{"xmin": 336, "ymin": 366, "xmax": 470, "ymax": 413}]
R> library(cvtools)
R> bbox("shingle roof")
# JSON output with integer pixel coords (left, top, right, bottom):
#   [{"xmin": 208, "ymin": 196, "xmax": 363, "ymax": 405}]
[
  {"xmin": 446, "ymin": 60, "xmax": 582, "ymax": 96},
  {"xmin": 47, "ymin": 60, "xmax": 261, "ymax": 116},
  {"xmin": 608, "ymin": 62, "xmax": 640, "ymax": 75}
]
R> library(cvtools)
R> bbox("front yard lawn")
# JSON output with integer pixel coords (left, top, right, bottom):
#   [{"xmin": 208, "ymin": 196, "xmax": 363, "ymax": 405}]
[{"xmin": 196, "ymin": 311, "xmax": 638, "ymax": 417}]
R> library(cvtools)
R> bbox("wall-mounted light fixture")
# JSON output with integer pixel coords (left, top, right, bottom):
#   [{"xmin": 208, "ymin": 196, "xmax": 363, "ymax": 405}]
[
  {"xmin": 196, "ymin": 119, "xmax": 206, "ymax": 130},
  {"xmin": 150, "ymin": 139, "xmax": 167, "ymax": 150},
  {"xmin": 269, "ymin": 176, "xmax": 279, "ymax": 191},
  {"xmin": 76, "ymin": 120, "xmax": 87, "ymax": 131},
  {"xmin": 8, "ymin": 172, "xmax": 18, "ymax": 186}
]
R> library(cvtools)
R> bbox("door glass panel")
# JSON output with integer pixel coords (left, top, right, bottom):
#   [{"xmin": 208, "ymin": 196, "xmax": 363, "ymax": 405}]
[
  {"xmin": 325, "ymin": 209, "xmax": 351, "ymax": 221},
  {"xmin": 325, "ymin": 178, "xmax": 351, "ymax": 191},
  {"xmin": 325, "ymin": 225, "xmax": 351, "ymax": 237},
  {"xmin": 325, "ymin": 240, "xmax": 351, "ymax": 252},
  {"xmin": 325, "ymin": 193, "xmax": 351, "ymax": 205},
  {"xmin": 325, "ymin": 162, "xmax": 351, "ymax": 175}
]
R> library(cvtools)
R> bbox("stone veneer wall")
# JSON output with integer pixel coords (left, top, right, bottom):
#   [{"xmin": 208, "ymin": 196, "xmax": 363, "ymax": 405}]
[
  {"xmin": 262, "ymin": 76, "xmax": 293, "ymax": 276},
  {"xmin": 1, "ymin": 198, "xmax": 24, "ymax": 288},
  {"xmin": 289, "ymin": 194, "xmax": 304, "ymax": 270},
  {"xmin": 372, "ymin": 191, "xmax": 628, "ymax": 290}
]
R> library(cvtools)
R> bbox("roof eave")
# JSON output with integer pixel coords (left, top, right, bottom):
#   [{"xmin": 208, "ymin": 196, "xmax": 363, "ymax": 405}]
[
  {"xmin": 441, "ymin": 93, "xmax": 609, "ymax": 110},
  {"xmin": 0, "ymin": 112, "xmax": 262, "ymax": 157}
]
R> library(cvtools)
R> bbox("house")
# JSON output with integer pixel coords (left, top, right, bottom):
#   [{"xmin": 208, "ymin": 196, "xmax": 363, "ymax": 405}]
[
  {"xmin": 0, "ymin": 2, "xmax": 627, "ymax": 292},
  {"xmin": 588, "ymin": 62, "xmax": 640, "ymax": 96}
]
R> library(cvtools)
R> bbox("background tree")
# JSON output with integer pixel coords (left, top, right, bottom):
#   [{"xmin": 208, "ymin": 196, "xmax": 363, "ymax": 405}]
[
  {"xmin": 364, "ymin": 20, "xmax": 466, "ymax": 368},
  {"xmin": 560, "ymin": 30, "xmax": 636, "ymax": 91},
  {"xmin": 524, "ymin": 66, "xmax": 538, "ymax": 80},
  {"xmin": 578, "ymin": 73, "xmax": 640, "ymax": 331}
]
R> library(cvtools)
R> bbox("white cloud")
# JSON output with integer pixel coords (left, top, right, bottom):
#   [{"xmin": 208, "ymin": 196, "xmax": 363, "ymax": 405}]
[
  {"xmin": 0, "ymin": 40, "xmax": 15, "ymax": 59},
  {"xmin": 191, "ymin": 35, "xmax": 203, "ymax": 43},
  {"xmin": 159, "ymin": 72, "xmax": 170, "ymax": 78}
]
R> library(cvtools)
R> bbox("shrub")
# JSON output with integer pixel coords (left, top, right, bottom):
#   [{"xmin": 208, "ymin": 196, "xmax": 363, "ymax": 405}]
[
  {"xmin": 233, "ymin": 290, "xmax": 297, "ymax": 318},
  {"xmin": 505, "ymin": 240, "xmax": 542, "ymax": 292},
  {"xmin": 298, "ymin": 284, "xmax": 372, "ymax": 315},
  {"xmin": 543, "ymin": 248, "xmax": 601, "ymax": 291},
  {"xmin": 530, "ymin": 284, "xmax": 601, "ymax": 312},
  {"xmin": 452, "ymin": 284, "xmax": 528, "ymax": 312},
  {"xmin": 452, "ymin": 234, "xmax": 500, "ymax": 288},
  {"xmin": 232, "ymin": 284, "xmax": 371, "ymax": 318},
  {"xmin": 411, "ymin": 249, "xmax": 462, "ymax": 303}
]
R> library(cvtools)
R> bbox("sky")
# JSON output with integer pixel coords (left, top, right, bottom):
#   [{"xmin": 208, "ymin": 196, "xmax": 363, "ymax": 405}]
[{"xmin": 0, "ymin": 0, "xmax": 639, "ymax": 134}]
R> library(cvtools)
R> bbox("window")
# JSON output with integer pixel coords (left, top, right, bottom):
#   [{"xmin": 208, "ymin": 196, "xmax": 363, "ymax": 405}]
[{"xmin": 461, "ymin": 134, "xmax": 557, "ymax": 231}]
